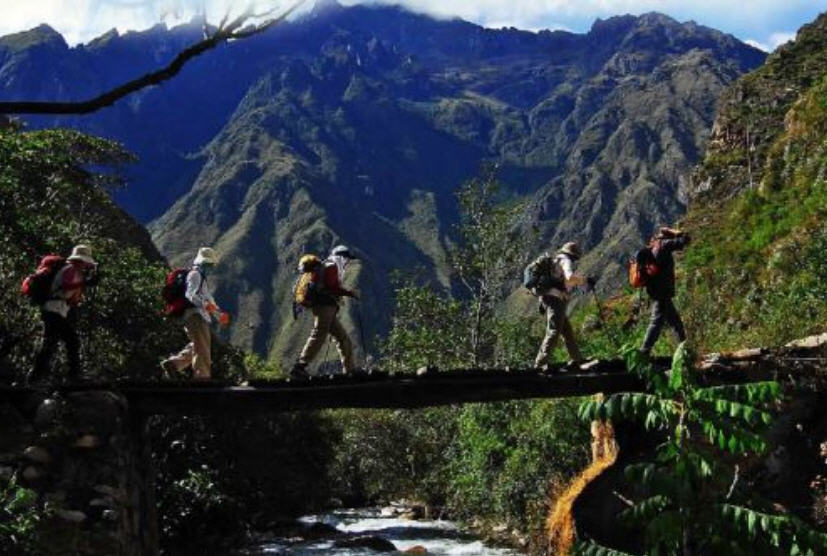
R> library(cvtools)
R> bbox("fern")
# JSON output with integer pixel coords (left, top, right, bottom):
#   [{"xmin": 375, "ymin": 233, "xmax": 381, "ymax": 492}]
[{"xmin": 576, "ymin": 342, "xmax": 822, "ymax": 555}]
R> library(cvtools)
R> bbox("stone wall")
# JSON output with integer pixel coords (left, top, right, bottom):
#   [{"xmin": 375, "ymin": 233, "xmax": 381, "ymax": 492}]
[{"xmin": 0, "ymin": 391, "xmax": 157, "ymax": 555}]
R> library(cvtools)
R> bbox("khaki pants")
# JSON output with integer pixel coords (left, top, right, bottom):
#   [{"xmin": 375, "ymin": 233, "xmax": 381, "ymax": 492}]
[
  {"xmin": 166, "ymin": 311, "xmax": 212, "ymax": 378},
  {"xmin": 534, "ymin": 295, "xmax": 581, "ymax": 367},
  {"xmin": 299, "ymin": 304, "xmax": 354, "ymax": 372}
]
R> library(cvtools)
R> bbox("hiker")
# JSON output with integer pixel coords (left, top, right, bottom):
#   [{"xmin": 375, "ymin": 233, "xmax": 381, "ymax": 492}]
[
  {"xmin": 28, "ymin": 245, "xmax": 99, "ymax": 384},
  {"xmin": 639, "ymin": 227, "xmax": 691, "ymax": 354},
  {"xmin": 528, "ymin": 242, "xmax": 592, "ymax": 369},
  {"xmin": 161, "ymin": 247, "xmax": 230, "ymax": 380},
  {"xmin": 291, "ymin": 245, "xmax": 358, "ymax": 378}
]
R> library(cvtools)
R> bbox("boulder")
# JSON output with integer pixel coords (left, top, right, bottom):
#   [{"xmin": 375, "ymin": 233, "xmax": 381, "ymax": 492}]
[
  {"xmin": 75, "ymin": 434, "xmax": 101, "ymax": 449},
  {"xmin": 56, "ymin": 509, "xmax": 87, "ymax": 523},
  {"xmin": 334, "ymin": 535, "xmax": 397, "ymax": 552},
  {"xmin": 303, "ymin": 521, "xmax": 342, "ymax": 540},
  {"xmin": 23, "ymin": 446, "xmax": 51, "ymax": 464},
  {"xmin": 22, "ymin": 466, "xmax": 41, "ymax": 481},
  {"xmin": 404, "ymin": 546, "xmax": 428, "ymax": 554},
  {"xmin": 34, "ymin": 398, "xmax": 61, "ymax": 429},
  {"xmin": 0, "ymin": 465, "xmax": 14, "ymax": 481}
]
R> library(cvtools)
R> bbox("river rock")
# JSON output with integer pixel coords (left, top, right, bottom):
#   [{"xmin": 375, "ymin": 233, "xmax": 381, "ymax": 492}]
[
  {"xmin": 303, "ymin": 522, "xmax": 342, "ymax": 540},
  {"xmin": 334, "ymin": 535, "xmax": 397, "ymax": 552},
  {"xmin": 94, "ymin": 484, "xmax": 126, "ymax": 503},
  {"xmin": 404, "ymin": 546, "xmax": 428, "ymax": 554},
  {"xmin": 75, "ymin": 434, "xmax": 100, "ymax": 449},
  {"xmin": 0, "ymin": 465, "xmax": 14, "ymax": 481},
  {"xmin": 22, "ymin": 466, "xmax": 41, "ymax": 481},
  {"xmin": 34, "ymin": 398, "xmax": 61, "ymax": 429},
  {"xmin": 23, "ymin": 446, "xmax": 51, "ymax": 464},
  {"xmin": 56, "ymin": 509, "xmax": 87, "ymax": 523}
]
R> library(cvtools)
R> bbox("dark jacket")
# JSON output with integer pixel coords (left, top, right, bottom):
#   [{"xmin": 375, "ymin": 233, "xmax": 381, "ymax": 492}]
[{"xmin": 645, "ymin": 234, "xmax": 691, "ymax": 299}]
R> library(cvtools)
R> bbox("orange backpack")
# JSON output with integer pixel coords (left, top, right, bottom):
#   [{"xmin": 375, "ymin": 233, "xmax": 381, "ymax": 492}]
[{"xmin": 628, "ymin": 247, "xmax": 660, "ymax": 288}]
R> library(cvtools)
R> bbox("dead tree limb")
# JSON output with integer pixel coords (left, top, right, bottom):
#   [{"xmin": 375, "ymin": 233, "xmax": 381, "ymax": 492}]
[{"xmin": 0, "ymin": 0, "xmax": 306, "ymax": 116}]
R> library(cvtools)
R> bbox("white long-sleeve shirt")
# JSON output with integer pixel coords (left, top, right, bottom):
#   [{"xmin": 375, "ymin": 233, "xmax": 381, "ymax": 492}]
[
  {"xmin": 185, "ymin": 267, "xmax": 216, "ymax": 322},
  {"xmin": 548, "ymin": 254, "xmax": 583, "ymax": 300}
]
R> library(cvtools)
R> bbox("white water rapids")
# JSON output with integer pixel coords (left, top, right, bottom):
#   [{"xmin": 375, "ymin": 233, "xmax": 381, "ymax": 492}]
[{"xmin": 246, "ymin": 507, "xmax": 523, "ymax": 555}]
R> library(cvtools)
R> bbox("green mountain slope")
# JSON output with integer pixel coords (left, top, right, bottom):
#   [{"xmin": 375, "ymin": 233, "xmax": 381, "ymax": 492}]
[
  {"xmin": 680, "ymin": 13, "xmax": 827, "ymax": 351},
  {"xmin": 147, "ymin": 5, "xmax": 764, "ymax": 364}
]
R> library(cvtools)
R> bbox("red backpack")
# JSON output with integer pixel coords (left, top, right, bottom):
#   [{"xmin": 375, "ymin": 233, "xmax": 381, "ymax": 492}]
[
  {"xmin": 21, "ymin": 255, "xmax": 66, "ymax": 305},
  {"xmin": 162, "ymin": 268, "xmax": 196, "ymax": 317},
  {"xmin": 628, "ymin": 246, "xmax": 660, "ymax": 288}
]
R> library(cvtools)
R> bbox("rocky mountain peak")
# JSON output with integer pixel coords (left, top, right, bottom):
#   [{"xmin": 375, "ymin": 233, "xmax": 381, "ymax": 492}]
[{"xmin": 0, "ymin": 24, "xmax": 68, "ymax": 52}]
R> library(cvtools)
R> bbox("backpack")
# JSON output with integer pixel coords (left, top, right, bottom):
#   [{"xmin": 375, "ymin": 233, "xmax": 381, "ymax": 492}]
[
  {"xmin": 21, "ymin": 255, "xmax": 66, "ymax": 305},
  {"xmin": 162, "ymin": 268, "xmax": 196, "ymax": 317},
  {"xmin": 292, "ymin": 254, "xmax": 326, "ymax": 318},
  {"xmin": 523, "ymin": 253, "xmax": 566, "ymax": 296},
  {"xmin": 628, "ymin": 247, "xmax": 660, "ymax": 288}
]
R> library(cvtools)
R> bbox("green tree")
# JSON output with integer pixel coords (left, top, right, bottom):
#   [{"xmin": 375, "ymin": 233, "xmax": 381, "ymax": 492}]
[
  {"xmin": 452, "ymin": 164, "xmax": 531, "ymax": 365},
  {"xmin": 577, "ymin": 344, "xmax": 827, "ymax": 555}
]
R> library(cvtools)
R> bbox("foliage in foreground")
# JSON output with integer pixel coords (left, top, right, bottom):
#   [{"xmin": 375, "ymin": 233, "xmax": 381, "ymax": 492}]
[
  {"xmin": 576, "ymin": 344, "xmax": 827, "ymax": 555},
  {"xmin": 0, "ymin": 475, "xmax": 43, "ymax": 556}
]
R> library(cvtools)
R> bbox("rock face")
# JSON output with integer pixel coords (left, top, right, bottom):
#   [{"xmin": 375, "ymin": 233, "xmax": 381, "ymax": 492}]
[
  {"xmin": 0, "ymin": 393, "xmax": 157, "ymax": 555},
  {"xmin": 0, "ymin": 3, "xmax": 765, "ymax": 362}
]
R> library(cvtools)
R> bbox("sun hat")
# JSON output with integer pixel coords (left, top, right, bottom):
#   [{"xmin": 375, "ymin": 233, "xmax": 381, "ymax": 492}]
[
  {"xmin": 559, "ymin": 242, "xmax": 582, "ymax": 260},
  {"xmin": 67, "ymin": 244, "xmax": 96, "ymax": 265},
  {"xmin": 193, "ymin": 247, "xmax": 219, "ymax": 266},
  {"xmin": 331, "ymin": 245, "xmax": 357, "ymax": 259}
]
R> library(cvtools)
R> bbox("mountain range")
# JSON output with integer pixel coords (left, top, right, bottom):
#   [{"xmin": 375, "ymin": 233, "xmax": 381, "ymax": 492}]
[{"xmin": 0, "ymin": 1, "xmax": 766, "ymax": 363}]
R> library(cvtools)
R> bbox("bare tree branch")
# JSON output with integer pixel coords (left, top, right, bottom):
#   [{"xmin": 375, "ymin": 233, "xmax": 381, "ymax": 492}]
[{"xmin": 0, "ymin": 0, "xmax": 306, "ymax": 116}]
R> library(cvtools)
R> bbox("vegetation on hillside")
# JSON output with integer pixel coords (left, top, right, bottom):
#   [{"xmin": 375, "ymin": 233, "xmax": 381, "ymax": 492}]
[{"xmin": 681, "ymin": 14, "xmax": 827, "ymax": 352}]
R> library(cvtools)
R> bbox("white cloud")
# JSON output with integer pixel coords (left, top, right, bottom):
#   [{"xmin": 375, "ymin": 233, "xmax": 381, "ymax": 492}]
[{"xmin": 744, "ymin": 32, "xmax": 796, "ymax": 53}]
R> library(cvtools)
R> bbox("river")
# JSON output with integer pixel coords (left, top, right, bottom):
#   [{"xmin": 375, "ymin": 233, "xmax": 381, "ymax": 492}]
[{"xmin": 242, "ymin": 507, "xmax": 523, "ymax": 555}]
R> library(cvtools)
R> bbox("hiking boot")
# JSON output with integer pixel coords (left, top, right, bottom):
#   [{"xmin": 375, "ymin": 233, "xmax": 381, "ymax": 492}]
[
  {"xmin": 289, "ymin": 363, "xmax": 309, "ymax": 380},
  {"xmin": 160, "ymin": 359, "xmax": 179, "ymax": 380}
]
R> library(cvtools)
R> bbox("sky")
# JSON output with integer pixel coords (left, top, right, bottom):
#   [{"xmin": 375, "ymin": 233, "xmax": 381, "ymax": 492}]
[{"xmin": 0, "ymin": 0, "xmax": 825, "ymax": 52}]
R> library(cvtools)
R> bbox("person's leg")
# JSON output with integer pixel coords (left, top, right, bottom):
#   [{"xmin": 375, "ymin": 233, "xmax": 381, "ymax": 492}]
[
  {"xmin": 662, "ymin": 298, "xmax": 687, "ymax": 343},
  {"xmin": 328, "ymin": 313, "xmax": 355, "ymax": 372},
  {"xmin": 188, "ymin": 315, "xmax": 212, "ymax": 379},
  {"xmin": 561, "ymin": 313, "xmax": 583, "ymax": 362},
  {"xmin": 30, "ymin": 312, "xmax": 60, "ymax": 383},
  {"xmin": 641, "ymin": 299, "xmax": 666, "ymax": 353},
  {"xmin": 58, "ymin": 314, "xmax": 81, "ymax": 380},
  {"xmin": 163, "ymin": 314, "xmax": 199, "ymax": 373},
  {"xmin": 298, "ymin": 305, "xmax": 336, "ymax": 367},
  {"xmin": 534, "ymin": 298, "xmax": 563, "ymax": 367}
]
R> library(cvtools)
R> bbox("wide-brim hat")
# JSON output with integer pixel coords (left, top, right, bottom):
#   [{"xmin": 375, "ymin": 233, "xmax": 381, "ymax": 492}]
[
  {"xmin": 67, "ymin": 244, "xmax": 96, "ymax": 265},
  {"xmin": 559, "ymin": 241, "xmax": 582, "ymax": 260},
  {"xmin": 331, "ymin": 245, "xmax": 358, "ymax": 259},
  {"xmin": 193, "ymin": 247, "xmax": 218, "ymax": 265}
]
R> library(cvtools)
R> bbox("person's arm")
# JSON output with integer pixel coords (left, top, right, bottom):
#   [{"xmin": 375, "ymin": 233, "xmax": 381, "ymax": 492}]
[
  {"xmin": 559, "ymin": 256, "xmax": 585, "ymax": 289},
  {"xmin": 185, "ymin": 270, "xmax": 215, "ymax": 312},
  {"xmin": 659, "ymin": 230, "xmax": 691, "ymax": 252}
]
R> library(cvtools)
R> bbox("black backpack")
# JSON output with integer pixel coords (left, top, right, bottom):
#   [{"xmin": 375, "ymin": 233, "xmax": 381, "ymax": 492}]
[{"xmin": 523, "ymin": 254, "xmax": 565, "ymax": 296}]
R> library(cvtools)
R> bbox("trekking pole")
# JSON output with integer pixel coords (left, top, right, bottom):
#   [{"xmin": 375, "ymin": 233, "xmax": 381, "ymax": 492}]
[{"xmin": 354, "ymin": 301, "xmax": 367, "ymax": 369}]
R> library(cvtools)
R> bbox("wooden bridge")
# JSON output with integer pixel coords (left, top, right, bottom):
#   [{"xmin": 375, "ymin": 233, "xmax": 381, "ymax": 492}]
[{"xmin": 4, "ymin": 337, "xmax": 817, "ymax": 415}]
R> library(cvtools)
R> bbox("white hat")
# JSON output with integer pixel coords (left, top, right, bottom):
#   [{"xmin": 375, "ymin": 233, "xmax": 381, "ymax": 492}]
[
  {"xmin": 559, "ymin": 242, "xmax": 582, "ymax": 260},
  {"xmin": 67, "ymin": 244, "xmax": 96, "ymax": 265},
  {"xmin": 193, "ymin": 247, "xmax": 218, "ymax": 265},
  {"xmin": 331, "ymin": 245, "xmax": 357, "ymax": 259}
]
